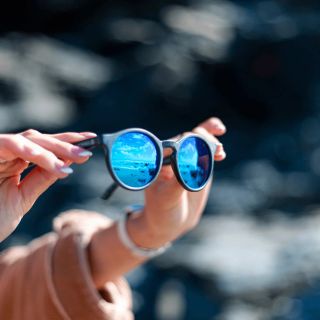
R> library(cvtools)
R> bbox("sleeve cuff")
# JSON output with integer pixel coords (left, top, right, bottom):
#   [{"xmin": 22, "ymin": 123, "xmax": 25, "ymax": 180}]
[{"xmin": 51, "ymin": 223, "xmax": 133, "ymax": 320}]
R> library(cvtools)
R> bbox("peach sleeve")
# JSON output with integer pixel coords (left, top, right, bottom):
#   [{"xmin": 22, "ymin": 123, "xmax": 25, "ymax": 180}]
[{"xmin": 0, "ymin": 210, "xmax": 133, "ymax": 320}]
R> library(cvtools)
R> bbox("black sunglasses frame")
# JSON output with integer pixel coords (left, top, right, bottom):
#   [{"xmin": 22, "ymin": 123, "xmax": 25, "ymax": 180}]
[{"xmin": 76, "ymin": 128, "xmax": 216, "ymax": 198}]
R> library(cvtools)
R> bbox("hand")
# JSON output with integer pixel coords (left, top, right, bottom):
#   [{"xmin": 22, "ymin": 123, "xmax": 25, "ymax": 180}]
[
  {"xmin": 129, "ymin": 117, "xmax": 226, "ymax": 248},
  {"xmin": 0, "ymin": 129, "xmax": 96, "ymax": 242},
  {"xmin": 87, "ymin": 117, "xmax": 226, "ymax": 287}
]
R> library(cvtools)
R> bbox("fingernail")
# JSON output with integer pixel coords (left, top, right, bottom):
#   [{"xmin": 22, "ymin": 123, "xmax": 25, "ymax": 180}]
[
  {"xmin": 78, "ymin": 150, "xmax": 93, "ymax": 157},
  {"xmin": 60, "ymin": 166, "xmax": 73, "ymax": 174},
  {"xmin": 81, "ymin": 132, "xmax": 97, "ymax": 138}
]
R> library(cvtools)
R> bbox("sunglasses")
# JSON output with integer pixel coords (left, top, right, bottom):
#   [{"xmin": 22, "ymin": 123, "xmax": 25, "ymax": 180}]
[{"xmin": 74, "ymin": 128, "xmax": 217, "ymax": 200}]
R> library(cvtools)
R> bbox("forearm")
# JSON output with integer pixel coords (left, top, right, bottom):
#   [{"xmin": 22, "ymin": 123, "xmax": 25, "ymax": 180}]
[
  {"xmin": 87, "ymin": 116, "xmax": 226, "ymax": 289},
  {"xmin": 87, "ymin": 211, "xmax": 173, "ymax": 289}
]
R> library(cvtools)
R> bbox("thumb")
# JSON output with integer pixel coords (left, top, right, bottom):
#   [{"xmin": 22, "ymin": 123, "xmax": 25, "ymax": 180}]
[{"xmin": 18, "ymin": 167, "xmax": 58, "ymax": 213}]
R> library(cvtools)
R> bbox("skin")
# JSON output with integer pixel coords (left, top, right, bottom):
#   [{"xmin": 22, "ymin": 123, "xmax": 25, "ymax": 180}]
[
  {"xmin": 88, "ymin": 117, "xmax": 226, "ymax": 288},
  {"xmin": 0, "ymin": 118, "xmax": 226, "ymax": 292},
  {"xmin": 0, "ymin": 130, "xmax": 96, "ymax": 241}
]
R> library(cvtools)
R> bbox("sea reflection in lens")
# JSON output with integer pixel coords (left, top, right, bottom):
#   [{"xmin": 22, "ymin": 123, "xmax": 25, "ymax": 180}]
[
  {"xmin": 177, "ymin": 137, "xmax": 212, "ymax": 190},
  {"xmin": 111, "ymin": 132, "xmax": 160, "ymax": 188}
]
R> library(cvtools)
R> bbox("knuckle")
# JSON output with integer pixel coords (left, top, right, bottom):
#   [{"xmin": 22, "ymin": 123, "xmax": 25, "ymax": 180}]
[
  {"xmin": 198, "ymin": 127, "xmax": 206, "ymax": 133},
  {"xmin": 192, "ymin": 127, "xmax": 201, "ymax": 134},
  {"xmin": 193, "ymin": 127, "xmax": 207, "ymax": 136},
  {"xmin": 4, "ymin": 134, "xmax": 23, "ymax": 148},
  {"xmin": 22, "ymin": 145, "xmax": 38, "ymax": 157},
  {"xmin": 208, "ymin": 117, "xmax": 221, "ymax": 124},
  {"xmin": 21, "ymin": 129, "xmax": 40, "ymax": 137},
  {"xmin": 4, "ymin": 135, "xmax": 32, "ymax": 154},
  {"xmin": 0, "ymin": 135, "xmax": 12, "ymax": 147}
]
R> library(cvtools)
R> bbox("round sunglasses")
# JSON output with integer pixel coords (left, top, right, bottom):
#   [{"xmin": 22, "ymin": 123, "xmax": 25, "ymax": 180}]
[{"xmin": 75, "ymin": 128, "xmax": 217, "ymax": 200}]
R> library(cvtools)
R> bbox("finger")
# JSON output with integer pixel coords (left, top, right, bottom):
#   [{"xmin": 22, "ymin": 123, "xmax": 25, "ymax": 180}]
[
  {"xmin": 0, "ymin": 135, "xmax": 72, "ymax": 178},
  {"xmin": 18, "ymin": 167, "xmax": 58, "ymax": 213},
  {"xmin": 193, "ymin": 127, "xmax": 226, "ymax": 161},
  {"xmin": 113, "ymin": 278, "xmax": 133, "ymax": 310},
  {"xmin": 155, "ymin": 165, "xmax": 200, "ymax": 198},
  {"xmin": 49, "ymin": 131, "xmax": 97, "ymax": 143},
  {"xmin": 104, "ymin": 282, "xmax": 123, "ymax": 305},
  {"xmin": 102, "ymin": 282, "xmax": 134, "ymax": 318},
  {"xmin": 198, "ymin": 117, "xmax": 226, "ymax": 136},
  {"xmin": 21, "ymin": 130, "xmax": 93, "ymax": 164},
  {"xmin": 157, "ymin": 164, "xmax": 176, "ymax": 181},
  {"xmin": 0, "ymin": 159, "xmax": 28, "ymax": 180},
  {"xmin": 163, "ymin": 148, "xmax": 173, "ymax": 159}
]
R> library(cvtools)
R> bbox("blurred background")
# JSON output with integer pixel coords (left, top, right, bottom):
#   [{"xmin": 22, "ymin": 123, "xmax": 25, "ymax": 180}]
[{"xmin": 0, "ymin": 0, "xmax": 319, "ymax": 319}]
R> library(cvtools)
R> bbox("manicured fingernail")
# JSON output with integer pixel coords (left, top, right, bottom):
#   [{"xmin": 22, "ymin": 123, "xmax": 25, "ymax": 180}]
[
  {"xmin": 78, "ymin": 150, "xmax": 93, "ymax": 157},
  {"xmin": 81, "ymin": 132, "xmax": 97, "ymax": 138},
  {"xmin": 60, "ymin": 166, "xmax": 73, "ymax": 174}
]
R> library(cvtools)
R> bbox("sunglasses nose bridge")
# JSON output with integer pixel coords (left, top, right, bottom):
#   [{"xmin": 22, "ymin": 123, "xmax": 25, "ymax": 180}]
[
  {"xmin": 162, "ymin": 140, "xmax": 176, "ymax": 149},
  {"xmin": 162, "ymin": 140, "xmax": 176, "ymax": 166}
]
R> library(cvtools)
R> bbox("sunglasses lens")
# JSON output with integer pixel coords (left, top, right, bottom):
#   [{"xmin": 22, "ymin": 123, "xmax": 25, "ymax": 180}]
[
  {"xmin": 177, "ymin": 137, "xmax": 212, "ymax": 190},
  {"xmin": 111, "ymin": 132, "xmax": 160, "ymax": 188}
]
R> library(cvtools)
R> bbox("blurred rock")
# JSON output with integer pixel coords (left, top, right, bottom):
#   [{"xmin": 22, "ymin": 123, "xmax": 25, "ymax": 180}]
[
  {"xmin": 156, "ymin": 211, "xmax": 320, "ymax": 317},
  {"xmin": 0, "ymin": 34, "xmax": 111, "ymax": 131}
]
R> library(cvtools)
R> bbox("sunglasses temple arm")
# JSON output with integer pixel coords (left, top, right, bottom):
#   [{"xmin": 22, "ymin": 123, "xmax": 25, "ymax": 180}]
[
  {"xmin": 27, "ymin": 137, "xmax": 101, "ymax": 170},
  {"xmin": 75, "ymin": 137, "xmax": 120, "ymax": 200},
  {"xmin": 74, "ymin": 137, "xmax": 101, "ymax": 150},
  {"xmin": 101, "ymin": 183, "xmax": 118, "ymax": 200}
]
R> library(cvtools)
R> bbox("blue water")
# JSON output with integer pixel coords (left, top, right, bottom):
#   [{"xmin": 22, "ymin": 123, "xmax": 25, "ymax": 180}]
[
  {"xmin": 178, "ymin": 137, "xmax": 211, "ymax": 189},
  {"xmin": 112, "ymin": 159, "xmax": 158, "ymax": 187},
  {"xmin": 110, "ymin": 132, "xmax": 160, "ymax": 187}
]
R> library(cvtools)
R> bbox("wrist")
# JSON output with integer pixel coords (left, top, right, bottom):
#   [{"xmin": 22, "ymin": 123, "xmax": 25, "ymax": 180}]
[{"xmin": 127, "ymin": 209, "xmax": 176, "ymax": 250}]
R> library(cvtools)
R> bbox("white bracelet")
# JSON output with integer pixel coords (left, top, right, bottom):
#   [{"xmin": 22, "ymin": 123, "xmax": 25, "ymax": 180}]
[{"xmin": 117, "ymin": 205, "xmax": 172, "ymax": 258}]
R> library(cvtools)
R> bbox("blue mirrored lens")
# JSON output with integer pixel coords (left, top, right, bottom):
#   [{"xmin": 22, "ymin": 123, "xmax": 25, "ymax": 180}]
[
  {"xmin": 177, "ymin": 137, "xmax": 212, "ymax": 190},
  {"xmin": 111, "ymin": 132, "xmax": 160, "ymax": 188}
]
